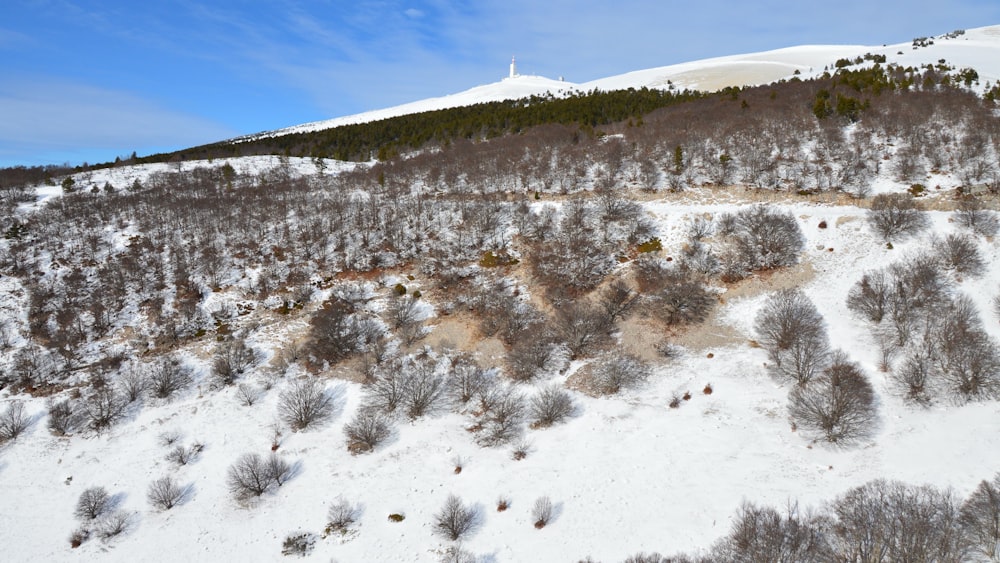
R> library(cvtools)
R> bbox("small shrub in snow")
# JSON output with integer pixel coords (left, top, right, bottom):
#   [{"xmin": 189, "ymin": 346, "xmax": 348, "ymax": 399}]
[
  {"xmin": 959, "ymin": 473, "xmax": 1000, "ymax": 560},
  {"xmin": 226, "ymin": 452, "xmax": 288, "ymax": 500},
  {"xmin": 433, "ymin": 494, "xmax": 477, "ymax": 541},
  {"xmin": 165, "ymin": 444, "xmax": 200, "ymax": 466},
  {"xmin": 69, "ymin": 527, "xmax": 89, "ymax": 548},
  {"xmin": 716, "ymin": 205, "xmax": 805, "ymax": 280},
  {"xmin": 497, "ymin": 496, "xmax": 510, "ymax": 512},
  {"xmin": 934, "ymin": 233, "xmax": 985, "ymax": 276},
  {"xmin": 867, "ymin": 193, "xmax": 929, "ymax": 241},
  {"xmin": 83, "ymin": 387, "xmax": 126, "ymax": 432},
  {"xmin": 326, "ymin": 497, "xmax": 359, "ymax": 533},
  {"xmin": 47, "ymin": 398, "xmax": 79, "ymax": 436},
  {"xmin": 211, "ymin": 338, "xmax": 260, "ymax": 387},
  {"xmin": 278, "ymin": 379, "xmax": 335, "ymax": 430},
  {"xmin": 235, "ymin": 383, "xmax": 261, "ymax": 406},
  {"xmin": 439, "ymin": 545, "xmax": 477, "ymax": 563},
  {"xmin": 388, "ymin": 513, "xmax": 405, "ymax": 522},
  {"xmin": 157, "ymin": 430, "xmax": 182, "ymax": 447},
  {"xmin": 954, "ymin": 198, "xmax": 999, "ymax": 237},
  {"xmin": 281, "ymin": 532, "xmax": 315, "ymax": 557},
  {"xmin": 75, "ymin": 486, "xmax": 111, "ymax": 520},
  {"xmin": 344, "ymin": 408, "xmax": 393, "ymax": 454},
  {"xmin": 532, "ymin": 496, "xmax": 553, "ymax": 528},
  {"xmin": 0, "ymin": 400, "xmax": 29, "ymax": 442},
  {"xmin": 96, "ymin": 510, "xmax": 131, "ymax": 539},
  {"xmin": 788, "ymin": 352, "xmax": 877, "ymax": 444},
  {"xmin": 528, "ymin": 385, "xmax": 575, "ymax": 428},
  {"xmin": 474, "ymin": 385, "xmax": 526, "ymax": 446},
  {"xmin": 147, "ymin": 357, "xmax": 192, "ymax": 400},
  {"xmin": 511, "ymin": 439, "xmax": 531, "ymax": 461},
  {"xmin": 591, "ymin": 353, "xmax": 651, "ymax": 395},
  {"xmin": 147, "ymin": 476, "xmax": 186, "ymax": 510}
]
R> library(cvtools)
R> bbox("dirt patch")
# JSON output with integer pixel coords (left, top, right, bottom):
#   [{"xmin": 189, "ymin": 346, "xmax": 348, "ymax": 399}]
[{"xmin": 423, "ymin": 310, "xmax": 507, "ymax": 364}]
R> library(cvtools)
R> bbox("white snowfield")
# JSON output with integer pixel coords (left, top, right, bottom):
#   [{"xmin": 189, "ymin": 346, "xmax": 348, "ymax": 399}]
[
  {"xmin": 3, "ymin": 24, "xmax": 1000, "ymax": 563},
  {"xmin": 248, "ymin": 24, "xmax": 1000, "ymax": 141}
]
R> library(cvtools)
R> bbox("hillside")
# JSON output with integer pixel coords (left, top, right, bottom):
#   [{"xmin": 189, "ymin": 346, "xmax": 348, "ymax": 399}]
[{"xmin": 1, "ymin": 24, "xmax": 1000, "ymax": 563}]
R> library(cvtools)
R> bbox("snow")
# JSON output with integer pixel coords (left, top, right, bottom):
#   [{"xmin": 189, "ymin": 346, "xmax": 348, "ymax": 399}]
[{"xmin": 4, "ymin": 23, "xmax": 1000, "ymax": 563}]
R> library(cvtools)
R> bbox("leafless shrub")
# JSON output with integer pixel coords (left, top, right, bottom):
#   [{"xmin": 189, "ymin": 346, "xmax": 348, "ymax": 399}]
[
  {"xmin": 959, "ymin": 473, "xmax": 1000, "ymax": 560},
  {"xmin": 648, "ymin": 276, "xmax": 715, "ymax": 326},
  {"xmin": 83, "ymin": 387, "xmax": 126, "ymax": 432},
  {"xmin": 212, "ymin": 338, "xmax": 260, "ymax": 386},
  {"xmin": 788, "ymin": 352, "xmax": 878, "ymax": 444},
  {"xmin": 0, "ymin": 400, "xmax": 29, "ymax": 442},
  {"xmin": 266, "ymin": 453, "xmax": 292, "ymax": 486},
  {"xmin": 934, "ymin": 296, "xmax": 1000, "ymax": 401},
  {"xmin": 755, "ymin": 289, "xmax": 830, "ymax": 384},
  {"xmin": 69, "ymin": 527, "xmax": 89, "ymax": 548},
  {"xmin": 97, "ymin": 510, "xmax": 131, "ymax": 539},
  {"xmin": 235, "ymin": 383, "xmax": 261, "ymax": 406},
  {"xmin": 281, "ymin": 532, "xmax": 316, "ymax": 557},
  {"xmin": 716, "ymin": 205, "xmax": 804, "ymax": 280},
  {"xmin": 402, "ymin": 358, "xmax": 446, "ymax": 419},
  {"xmin": 433, "ymin": 494, "xmax": 477, "ymax": 541},
  {"xmin": 158, "ymin": 429, "xmax": 182, "ymax": 446},
  {"xmin": 147, "ymin": 357, "xmax": 193, "ymax": 400},
  {"xmin": 75, "ymin": 486, "xmax": 111, "ymax": 520},
  {"xmin": 829, "ymin": 480, "xmax": 966, "ymax": 562},
  {"xmin": 227, "ymin": 452, "xmax": 276, "ymax": 500},
  {"xmin": 511, "ymin": 438, "xmax": 532, "ymax": 460},
  {"xmin": 116, "ymin": 366, "xmax": 147, "ymax": 403},
  {"xmin": 447, "ymin": 355, "xmax": 494, "ymax": 404},
  {"xmin": 554, "ymin": 301, "xmax": 614, "ymax": 358},
  {"xmin": 710, "ymin": 501, "xmax": 828, "ymax": 563},
  {"xmin": 894, "ymin": 339, "xmax": 937, "ymax": 405},
  {"xmin": 47, "ymin": 398, "xmax": 80, "ymax": 436},
  {"xmin": 532, "ymin": 496, "xmax": 553, "ymax": 528},
  {"xmin": 934, "ymin": 233, "xmax": 985, "ymax": 276},
  {"xmin": 278, "ymin": 379, "xmax": 335, "ymax": 430},
  {"xmin": 867, "ymin": 193, "xmax": 929, "ymax": 241},
  {"xmin": 507, "ymin": 326, "xmax": 568, "ymax": 382},
  {"xmin": 474, "ymin": 384, "xmax": 526, "ymax": 446},
  {"xmin": 954, "ymin": 198, "xmax": 999, "ymax": 237},
  {"xmin": 599, "ymin": 280, "xmax": 640, "ymax": 324},
  {"xmin": 165, "ymin": 444, "xmax": 199, "ymax": 466},
  {"xmin": 344, "ymin": 408, "xmax": 392, "ymax": 454},
  {"xmin": 386, "ymin": 294, "xmax": 426, "ymax": 346},
  {"xmin": 528, "ymin": 385, "xmax": 575, "ymax": 428},
  {"xmin": 147, "ymin": 475, "xmax": 187, "ymax": 510},
  {"xmin": 846, "ymin": 269, "xmax": 892, "ymax": 323},
  {"xmin": 591, "ymin": 353, "xmax": 651, "ymax": 395},
  {"xmin": 439, "ymin": 546, "xmax": 477, "ymax": 563},
  {"xmin": 327, "ymin": 497, "xmax": 359, "ymax": 533}
]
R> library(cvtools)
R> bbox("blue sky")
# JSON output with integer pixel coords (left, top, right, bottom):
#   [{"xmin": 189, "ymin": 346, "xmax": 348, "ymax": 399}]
[{"xmin": 2, "ymin": 1, "xmax": 998, "ymax": 167}]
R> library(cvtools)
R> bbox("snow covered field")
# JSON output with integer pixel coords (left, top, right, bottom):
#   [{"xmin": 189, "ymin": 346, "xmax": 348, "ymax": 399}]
[{"xmin": 3, "ymin": 24, "xmax": 1000, "ymax": 563}]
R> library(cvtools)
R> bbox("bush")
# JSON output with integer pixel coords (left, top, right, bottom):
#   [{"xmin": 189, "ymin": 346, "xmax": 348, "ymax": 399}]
[
  {"xmin": 649, "ymin": 276, "xmax": 715, "ymax": 326},
  {"xmin": 528, "ymin": 385, "xmax": 575, "ymax": 428},
  {"xmin": 439, "ymin": 546, "xmax": 477, "ymax": 563},
  {"xmin": 83, "ymin": 387, "xmax": 126, "ymax": 432},
  {"xmin": 846, "ymin": 270, "xmax": 892, "ymax": 323},
  {"xmin": 867, "ymin": 193, "xmax": 929, "ymax": 240},
  {"xmin": 0, "ymin": 400, "xmax": 29, "ymax": 442},
  {"xmin": 710, "ymin": 501, "xmax": 827, "ymax": 562},
  {"xmin": 75, "ymin": 486, "xmax": 111, "ymax": 520},
  {"xmin": 755, "ymin": 289, "xmax": 830, "ymax": 384},
  {"xmin": 788, "ymin": 352, "xmax": 878, "ymax": 443},
  {"xmin": 147, "ymin": 357, "xmax": 193, "ymax": 399},
  {"xmin": 959, "ymin": 473, "xmax": 1000, "ymax": 560},
  {"xmin": 934, "ymin": 233, "xmax": 985, "ymax": 276},
  {"xmin": 278, "ymin": 379, "xmax": 335, "ymax": 430},
  {"xmin": 165, "ymin": 444, "xmax": 200, "ymax": 466},
  {"xmin": 235, "ymin": 383, "xmax": 261, "ymax": 406},
  {"xmin": 506, "ymin": 327, "xmax": 568, "ymax": 382},
  {"xmin": 227, "ymin": 452, "xmax": 290, "ymax": 500},
  {"xmin": 591, "ymin": 353, "xmax": 651, "ymax": 395},
  {"xmin": 47, "ymin": 398, "xmax": 79, "ymax": 436},
  {"xmin": 954, "ymin": 198, "xmax": 999, "ymax": 237},
  {"xmin": 433, "ymin": 494, "xmax": 477, "ymax": 541},
  {"xmin": 532, "ymin": 496, "xmax": 553, "ymax": 528},
  {"xmin": 716, "ymin": 205, "xmax": 804, "ymax": 280},
  {"xmin": 147, "ymin": 476, "xmax": 187, "ymax": 510},
  {"xmin": 326, "ymin": 497, "xmax": 359, "ymax": 533},
  {"xmin": 281, "ymin": 532, "xmax": 316, "ymax": 557},
  {"xmin": 344, "ymin": 408, "xmax": 392, "ymax": 454},
  {"xmin": 96, "ymin": 510, "xmax": 131, "ymax": 539},
  {"xmin": 212, "ymin": 338, "xmax": 260, "ymax": 386},
  {"xmin": 474, "ymin": 384, "xmax": 526, "ymax": 446}
]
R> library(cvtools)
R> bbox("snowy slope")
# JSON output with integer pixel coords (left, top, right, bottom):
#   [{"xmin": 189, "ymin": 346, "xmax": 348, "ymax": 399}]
[{"xmin": 247, "ymin": 25, "xmax": 1000, "ymax": 142}]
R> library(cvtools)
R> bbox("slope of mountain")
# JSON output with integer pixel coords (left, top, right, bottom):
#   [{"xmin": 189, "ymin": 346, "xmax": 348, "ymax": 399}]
[{"xmin": 251, "ymin": 25, "xmax": 1000, "ymax": 143}]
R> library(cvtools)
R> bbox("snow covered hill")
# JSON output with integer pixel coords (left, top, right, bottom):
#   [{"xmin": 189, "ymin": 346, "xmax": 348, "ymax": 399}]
[{"xmin": 250, "ymin": 25, "xmax": 1000, "ymax": 141}]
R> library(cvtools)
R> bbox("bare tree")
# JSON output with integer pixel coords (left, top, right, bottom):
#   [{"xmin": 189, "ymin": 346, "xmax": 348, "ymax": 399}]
[
  {"xmin": 934, "ymin": 233, "xmax": 985, "ymax": 276},
  {"xmin": 83, "ymin": 387, "xmax": 126, "ymax": 432},
  {"xmin": 227, "ymin": 453, "xmax": 275, "ymax": 500},
  {"xmin": 0, "ymin": 400, "xmax": 29, "ymax": 442},
  {"xmin": 710, "ymin": 501, "xmax": 828, "ymax": 563},
  {"xmin": 327, "ymin": 497, "xmax": 360, "ymax": 533},
  {"xmin": 475, "ymin": 384, "xmax": 526, "ymax": 446},
  {"xmin": 116, "ymin": 366, "xmax": 147, "ymax": 403},
  {"xmin": 75, "ymin": 486, "xmax": 111, "ymax": 520},
  {"xmin": 386, "ymin": 294, "xmax": 426, "ymax": 346},
  {"xmin": 867, "ymin": 193, "xmax": 929, "ymax": 241},
  {"xmin": 47, "ymin": 398, "xmax": 80, "ymax": 436},
  {"xmin": 433, "ymin": 494, "xmax": 477, "ymax": 541},
  {"xmin": 212, "ymin": 338, "xmax": 260, "ymax": 386},
  {"xmin": 402, "ymin": 358, "xmax": 445, "ymax": 419},
  {"xmin": 147, "ymin": 357, "xmax": 193, "ymax": 400},
  {"xmin": 278, "ymin": 379, "xmax": 336, "ymax": 430},
  {"xmin": 788, "ymin": 352, "xmax": 878, "ymax": 444},
  {"xmin": 97, "ymin": 510, "xmax": 132, "ymax": 539},
  {"xmin": 846, "ymin": 270, "xmax": 892, "ymax": 324},
  {"xmin": 716, "ymin": 205, "xmax": 804, "ymax": 280},
  {"xmin": 954, "ymin": 198, "xmax": 999, "ymax": 237},
  {"xmin": 344, "ymin": 408, "xmax": 392, "ymax": 454},
  {"xmin": 528, "ymin": 385, "xmax": 576, "ymax": 428},
  {"xmin": 754, "ymin": 289, "xmax": 829, "ymax": 381},
  {"xmin": 959, "ymin": 473, "xmax": 1000, "ymax": 561},
  {"xmin": 147, "ymin": 476, "xmax": 187, "ymax": 510},
  {"xmin": 532, "ymin": 496, "xmax": 553, "ymax": 528},
  {"xmin": 591, "ymin": 353, "xmax": 651, "ymax": 395},
  {"xmin": 235, "ymin": 383, "xmax": 261, "ymax": 406}
]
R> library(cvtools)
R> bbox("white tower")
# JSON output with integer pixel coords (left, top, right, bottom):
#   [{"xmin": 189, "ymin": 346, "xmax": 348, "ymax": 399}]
[{"xmin": 509, "ymin": 56, "xmax": 517, "ymax": 79}]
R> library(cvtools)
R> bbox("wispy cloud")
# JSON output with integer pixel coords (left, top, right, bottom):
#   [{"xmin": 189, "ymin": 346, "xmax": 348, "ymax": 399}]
[{"xmin": 0, "ymin": 75, "xmax": 234, "ymax": 165}]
